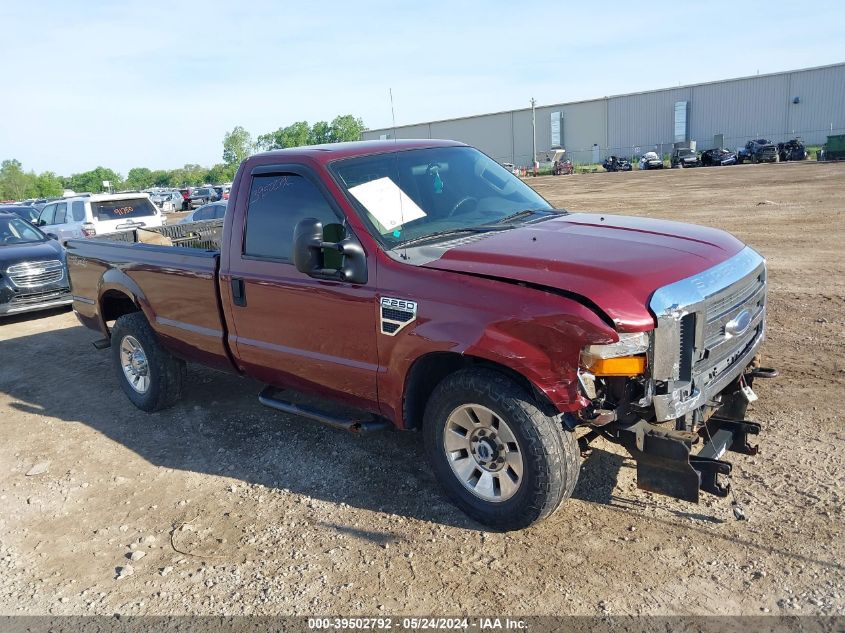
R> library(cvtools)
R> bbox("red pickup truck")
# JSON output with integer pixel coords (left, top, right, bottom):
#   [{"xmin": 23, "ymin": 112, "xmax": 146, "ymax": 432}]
[{"xmin": 67, "ymin": 140, "xmax": 772, "ymax": 530}]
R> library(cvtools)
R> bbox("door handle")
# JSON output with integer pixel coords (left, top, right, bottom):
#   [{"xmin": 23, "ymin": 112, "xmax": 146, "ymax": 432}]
[{"xmin": 231, "ymin": 278, "xmax": 247, "ymax": 307}]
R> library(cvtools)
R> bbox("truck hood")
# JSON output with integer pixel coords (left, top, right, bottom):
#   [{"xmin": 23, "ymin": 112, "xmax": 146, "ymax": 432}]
[{"xmin": 419, "ymin": 213, "xmax": 745, "ymax": 331}]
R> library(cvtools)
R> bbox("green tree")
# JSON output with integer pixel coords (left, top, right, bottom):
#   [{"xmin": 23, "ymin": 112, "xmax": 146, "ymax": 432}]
[
  {"xmin": 308, "ymin": 121, "xmax": 333, "ymax": 145},
  {"xmin": 65, "ymin": 167, "xmax": 123, "ymax": 194},
  {"xmin": 256, "ymin": 121, "xmax": 311, "ymax": 151},
  {"xmin": 33, "ymin": 171, "xmax": 63, "ymax": 198},
  {"xmin": 0, "ymin": 159, "xmax": 29, "ymax": 200},
  {"xmin": 125, "ymin": 167, "xmax": 154, "ymax": 190},
  {"xmin": 222, "ymin": 126, "xmax": 254, "ymax": 166},
  {"xmin": 167, "ymin": 164, "xmax": 207, "ymax": 187},
  {"xmin": 205, "ymin": 163, "xmax": 237, "ymax": 185},
  {"xmin": 329, "ymin": 115, "xmax": 366, "ymax": 142}
]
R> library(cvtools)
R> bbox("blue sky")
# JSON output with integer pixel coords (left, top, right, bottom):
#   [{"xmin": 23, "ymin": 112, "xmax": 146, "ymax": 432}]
[{"xmin": 2, "ymin": 0, "xmax": 843, "ymax": 175}]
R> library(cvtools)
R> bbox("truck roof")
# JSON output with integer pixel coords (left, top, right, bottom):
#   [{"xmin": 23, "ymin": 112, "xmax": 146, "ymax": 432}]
[
  {"xmin": 66, "ymin": 192, "xmax": 153, "ymax": 202},
  {"xmin": 251, "ymin": 139, "xmax": 467, "ymax": 164}
]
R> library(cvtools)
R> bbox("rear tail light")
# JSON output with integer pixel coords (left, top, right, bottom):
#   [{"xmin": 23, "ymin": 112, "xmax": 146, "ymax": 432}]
[{"xmin": 82, "ymin": 222, "xmax": 96, "ymax": 237}]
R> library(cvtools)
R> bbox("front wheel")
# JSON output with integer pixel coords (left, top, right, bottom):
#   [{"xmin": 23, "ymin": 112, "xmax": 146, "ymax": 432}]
[
  {"xmin": 111, "ymin": 312, "xmax": 186, "ymax": 412},
  {"xmin": 423, "ymin": 368, "xmax": 580, "ymax": 530}
]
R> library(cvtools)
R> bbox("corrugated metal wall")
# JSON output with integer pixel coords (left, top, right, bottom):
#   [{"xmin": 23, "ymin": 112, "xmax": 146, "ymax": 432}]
[{"xmin": 362, "ymin": 63, "xmax": 845, "ymax": 164}]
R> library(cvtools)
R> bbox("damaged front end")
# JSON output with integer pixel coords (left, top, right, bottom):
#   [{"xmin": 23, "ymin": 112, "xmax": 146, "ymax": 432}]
[{"xmin": 571, "ymin": 246, "xmax": 776, "ymax": 503}]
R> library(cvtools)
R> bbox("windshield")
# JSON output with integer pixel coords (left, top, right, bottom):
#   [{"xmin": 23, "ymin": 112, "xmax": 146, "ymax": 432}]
[
  {"xmin": 1, "ymin": 206, "xmax": 40, "ymax": 223},
  {"xmin": 0, "ymin": 216, "xmax": 47, "ymax": 245},
  {"xmin": 91, "ymin": 197, "xmax": 158, "ymax": 221},
  {"xmin": 330, "ymin": 146, "xmax": 555, "ymax": 248},
  {"xmin": 678, "ymin": 149, "xmax": 694, "ymax": 156}
]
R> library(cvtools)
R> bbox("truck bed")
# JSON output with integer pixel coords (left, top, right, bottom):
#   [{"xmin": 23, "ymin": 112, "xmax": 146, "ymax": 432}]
[{"xmin": 66, "ymin": 220, "xmax": 234, "ymax": 371}]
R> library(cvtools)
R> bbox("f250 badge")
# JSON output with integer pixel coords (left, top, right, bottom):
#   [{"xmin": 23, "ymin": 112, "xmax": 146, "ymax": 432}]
[{"xmin": 379, "ymin": 297, "xmax": 417, "ymax": 336}]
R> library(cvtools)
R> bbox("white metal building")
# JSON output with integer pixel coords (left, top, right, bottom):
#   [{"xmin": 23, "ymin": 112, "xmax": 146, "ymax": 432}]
[{"xmin": 362, "ymin": 63, "xmax": 845, "ymax": 165}]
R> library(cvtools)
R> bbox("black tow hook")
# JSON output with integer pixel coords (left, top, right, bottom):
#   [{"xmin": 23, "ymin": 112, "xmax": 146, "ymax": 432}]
[{"xmin": 749, "ymin": 367, "xmax": 778, "ymax": 379}]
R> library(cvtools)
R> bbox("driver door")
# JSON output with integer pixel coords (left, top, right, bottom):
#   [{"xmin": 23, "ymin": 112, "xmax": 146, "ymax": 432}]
[{"xmin": 223, "ymin": 166, "xmax": 380, "ymax": 412}]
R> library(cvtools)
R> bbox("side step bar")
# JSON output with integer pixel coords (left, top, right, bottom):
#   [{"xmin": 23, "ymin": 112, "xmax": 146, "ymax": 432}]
[{"xmin": 258, "ymin": 386, "xmax": 390, "ymax": 434}]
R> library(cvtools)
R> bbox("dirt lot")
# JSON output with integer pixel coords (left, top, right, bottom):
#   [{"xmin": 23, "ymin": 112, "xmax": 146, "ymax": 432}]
[{"xmin": 1, "ymin": 161, "xmax": 843, "ymax": 617}]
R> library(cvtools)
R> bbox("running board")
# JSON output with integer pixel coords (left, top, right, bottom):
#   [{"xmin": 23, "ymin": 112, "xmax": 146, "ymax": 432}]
[{"xmin": 258, "ymin": 386, "xmax": 390, "ymax": 434}]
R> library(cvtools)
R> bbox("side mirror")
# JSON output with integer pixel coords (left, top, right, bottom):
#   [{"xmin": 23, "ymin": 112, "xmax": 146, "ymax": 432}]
[
  {"xmin": 46, "ymin": 233, "xmax": 59, "ymax": 241},
  {"xmin": 293, "ymin": 218, "xmax": 367, "ymax": 284}
]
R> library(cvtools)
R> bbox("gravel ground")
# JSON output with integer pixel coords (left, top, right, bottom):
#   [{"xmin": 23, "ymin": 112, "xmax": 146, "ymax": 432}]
[{"xmin": 0, "ymin": 160, "xmax": 843, "ymax": 616}]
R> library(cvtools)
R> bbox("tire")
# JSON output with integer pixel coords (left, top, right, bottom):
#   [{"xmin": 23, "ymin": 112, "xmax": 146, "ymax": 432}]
[
  {"xmin": 423, "ymin": 368, "xmax": 580, "ymax": 530},
  {"xmin": 111, "ymin": 312, "xmax": 186, "ymax": 412}
]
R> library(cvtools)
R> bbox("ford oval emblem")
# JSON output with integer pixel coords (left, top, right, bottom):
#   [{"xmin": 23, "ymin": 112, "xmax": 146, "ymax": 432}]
[{"xmin": 725, "ymin": 309, "xmax": 752, "ymax": 338}]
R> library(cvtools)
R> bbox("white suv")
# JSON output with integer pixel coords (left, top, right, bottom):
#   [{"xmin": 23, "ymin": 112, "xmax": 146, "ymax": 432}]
[{"xmin": 37, "ymin": 193, "xmax": 164, "ymax": 243}]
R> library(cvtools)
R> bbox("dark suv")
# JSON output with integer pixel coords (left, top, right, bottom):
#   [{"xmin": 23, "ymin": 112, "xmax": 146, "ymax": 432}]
[
  {"xmin": 670, "ymin": 148, "xmax": 700, "ymax": 168},
  {"xmin": 737, "ymin": 139, "xmax": 778, "ymax": 164},
  {"xmin": 187, "ymin": 187, "xmax": 219, "ymax": 209}
]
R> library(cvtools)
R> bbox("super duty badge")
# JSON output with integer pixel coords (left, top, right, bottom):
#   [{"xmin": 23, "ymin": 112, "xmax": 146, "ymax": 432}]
[{"xmin": 379, "ymin": 297, "xmax": 417, "ymax": 336}]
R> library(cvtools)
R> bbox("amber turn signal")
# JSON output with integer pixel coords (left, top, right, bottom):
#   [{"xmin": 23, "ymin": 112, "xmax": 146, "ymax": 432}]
[{"xmin": 586, "ymin": 355, "xmax": 647, "ymax": 377}]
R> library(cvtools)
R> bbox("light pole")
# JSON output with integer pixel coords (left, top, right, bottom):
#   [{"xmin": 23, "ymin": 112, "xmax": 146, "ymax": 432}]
[{"xmin": 531, "ymin": 97, "xmax": 537, "ymax": 176}]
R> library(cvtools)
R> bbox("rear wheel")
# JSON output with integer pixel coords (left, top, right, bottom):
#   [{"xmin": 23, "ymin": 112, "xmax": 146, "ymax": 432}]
[
  {"xmin": 111, "ymin": 312, "xmax": 186, "ymax": 412},
  {"xmin": 423, "ymin": 368, "xmax": 580, "ymax": 530}
]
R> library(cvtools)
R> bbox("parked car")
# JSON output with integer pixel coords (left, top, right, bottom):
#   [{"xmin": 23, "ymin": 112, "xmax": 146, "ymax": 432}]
[
  {"xmin": 0, "ymin": 204, "xmax": 41, "ymax": 224},
  {"xmin": 150, "ymin": 190, "xmax": 183, "ymax": 212},
  {"xmin": 670, "ymin": 148, "xmax": 700, "ymax": 168},
  {"xmin": 736, "ymin": 139, "xmax": 778, "ymax": 164},
  {"xmin": 68, "ymin": 139, "xmax": 772, "ymax": 530},
  {"xmin": 777, "ymin": 138, "xmax": 807, "ymax": 162},
  {"xmin": 179, "ymin": 202, "xmax": 227, "ymax": 224},
  {"xmin": 700, "ymin": 148, "xmax": 738, "ymax": 167},
  {"xmin": 601, "ymin": 155, "xmax": 632, "ymax": 172},
  {"xmin": 187, "ymin": 187, "xmax": 219, "ymax": 209},
  {"xmin": 638, "ymin": 151, "xmax": 664, "ymax": 170},
  {"xmin": 0, "ymin": 213, "xmax": 72, "ymax": 316},
  {"xmin": 37, "ymin": 193, "xmax": 164, "ymax": 243}
]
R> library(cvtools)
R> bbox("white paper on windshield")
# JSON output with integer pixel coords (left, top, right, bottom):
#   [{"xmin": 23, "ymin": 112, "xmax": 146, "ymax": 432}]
[{"xmin": 348, "ymin": 177, "xmax": 426, "ymax": 233}]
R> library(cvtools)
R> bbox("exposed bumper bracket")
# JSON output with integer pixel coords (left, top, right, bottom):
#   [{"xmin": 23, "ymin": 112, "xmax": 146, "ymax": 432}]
[{"xmin": 619, "ymin": 416, "xmax": 761, "ymax": 503}]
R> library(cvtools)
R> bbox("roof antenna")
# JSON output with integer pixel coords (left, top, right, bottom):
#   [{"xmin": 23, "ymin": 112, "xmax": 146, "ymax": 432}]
[{"xmin": 389, "ymin": 88, "xmax": 408, "ymax": 260}]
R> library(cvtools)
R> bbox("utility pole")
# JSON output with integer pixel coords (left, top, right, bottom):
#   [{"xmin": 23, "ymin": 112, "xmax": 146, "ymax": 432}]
[{"xmin": 531, "ymin": 97, "xmax": 537, "ymax": 176}]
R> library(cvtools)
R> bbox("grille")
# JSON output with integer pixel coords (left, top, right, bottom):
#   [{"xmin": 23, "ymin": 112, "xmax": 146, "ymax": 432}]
[
  {"xmin": 6, "ymin": 260, "xmax": 65, "ymax": 288},
  {"xmin": 379, "ymin": 301, "xmax": 416, "ymax": 336},
  {"xmin": 694, "ymin": 270, "xmax": 766, "ymax": 389},
  {"xmin": 382, "ymin": 307, "xmax": 414, "ymax": 323},
  {"xmin": 10, "ymin": 289, "xmax": 70, "ymax": 305}
]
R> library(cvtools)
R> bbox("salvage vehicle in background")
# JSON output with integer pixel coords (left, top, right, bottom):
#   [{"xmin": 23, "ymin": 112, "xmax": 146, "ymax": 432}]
[
  {"xmin": 670, "ymin": 148, "xmax": 701, "ymax": 168},
  {"xmin": 179, "ymin": 201, "xmax": 227, "ymax": 224},
  {"xmin": 38, "ymin": 193, "xmax": 163, "ymax": 243},
  {"xmin": 0, "ymin": 204, "xmax": 41, "ymax": 224},
  {"xmin": 638, "ymin": 151, "xmax": 664, "ymax": 170},
  {"xmin": 736, "ymin": 139, "xmax": 778, "ymax": 164},
  {"xmin": 817, "ymin": 134, "xmax": 845, "ymax": 161},
  {"xmin": 777, "ymin": 139, "xmax": 807, "ymax": 162},
  {"xmin": 601, "ymin": 155, "xmax": 632, "ymax": 172},
  {"xmin": 700, "ymin": 148, "xmax": 737, "ymax": 167},
  {"xmin": 0, "ymin": 213, "xmax": 72, "ymax": 317},
  {"xmin": 67, "ymin": 139, "xmax": 772, "ymax": 530},
  {"xmin": 150, "ymin": 190, "xmax": 183, "ymax": 212},
  {"xmin": 187, "ymin": 187, "xmax": 219, "ymax": 209}
]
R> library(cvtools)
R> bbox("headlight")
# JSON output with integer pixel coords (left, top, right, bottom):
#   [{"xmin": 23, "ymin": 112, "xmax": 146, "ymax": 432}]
[{"xmin": 581, "ymin": 332, "xmax": 649, "ymax": 377}]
